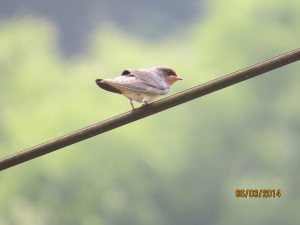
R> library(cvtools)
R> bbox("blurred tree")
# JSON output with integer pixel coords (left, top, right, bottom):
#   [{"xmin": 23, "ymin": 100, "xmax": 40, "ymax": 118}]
[{"xmin": 0, "ymin": 0, "xmax": 203, "ymax": 57}]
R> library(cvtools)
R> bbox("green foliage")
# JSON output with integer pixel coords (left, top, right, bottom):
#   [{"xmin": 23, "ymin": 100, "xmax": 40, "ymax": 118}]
[{"xmin": 1, "ymin": 0, "xmax": 300, "ymax": 224}]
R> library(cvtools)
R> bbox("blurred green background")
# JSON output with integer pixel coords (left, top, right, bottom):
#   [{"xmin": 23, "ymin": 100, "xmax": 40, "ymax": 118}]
[{"xmin": 1, "ymin": 0, "xmax": 300, "ymax": 224}]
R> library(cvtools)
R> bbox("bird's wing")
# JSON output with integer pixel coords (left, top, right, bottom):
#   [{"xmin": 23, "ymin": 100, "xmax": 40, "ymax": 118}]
[{"xmin": 103, "ymin": 69, "xmax": 170, "ymax": 95}]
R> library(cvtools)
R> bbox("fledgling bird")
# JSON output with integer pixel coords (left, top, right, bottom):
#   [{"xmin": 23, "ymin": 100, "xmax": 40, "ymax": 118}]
[{"xmin": 95, "ymin": 66, "xmax": 183, "ymax": 111}]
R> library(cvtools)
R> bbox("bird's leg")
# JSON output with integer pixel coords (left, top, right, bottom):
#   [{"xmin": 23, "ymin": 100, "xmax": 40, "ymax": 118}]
[
  {"xmin": 127, "ymin": 98, "xmax": 135, "ymax": 113},
  {"xmin": 141, "ymin": 100, "xmax": 148, "ymax": 107}
]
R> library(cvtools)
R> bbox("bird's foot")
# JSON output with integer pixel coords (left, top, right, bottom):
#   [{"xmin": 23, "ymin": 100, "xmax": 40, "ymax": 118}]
[{"xmin": 141, "ymin": 101, "xmax": 148, "ymax": 107}]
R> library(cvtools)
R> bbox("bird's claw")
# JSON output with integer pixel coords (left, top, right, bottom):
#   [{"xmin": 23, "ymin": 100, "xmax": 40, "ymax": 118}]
[{"xmin": 141, "ymin": 101, "xmax": 148, "ymax": 107}]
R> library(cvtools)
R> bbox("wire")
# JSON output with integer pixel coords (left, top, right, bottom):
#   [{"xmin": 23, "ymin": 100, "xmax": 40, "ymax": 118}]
[{"xmin": 1, "ymin": 48, "xmax": 300, "ymax": 171}]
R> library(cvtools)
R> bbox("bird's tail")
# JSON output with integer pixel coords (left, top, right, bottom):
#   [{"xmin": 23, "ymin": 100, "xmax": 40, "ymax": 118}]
[{"xmin": 95, "ymin": 79, "xmax": 122, "ymax": 94}]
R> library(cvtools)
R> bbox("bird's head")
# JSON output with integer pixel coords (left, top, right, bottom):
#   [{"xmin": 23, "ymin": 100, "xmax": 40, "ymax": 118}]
[{"xmin": 154, "ymin": 66, "xmax": 183, "ymax": 86}]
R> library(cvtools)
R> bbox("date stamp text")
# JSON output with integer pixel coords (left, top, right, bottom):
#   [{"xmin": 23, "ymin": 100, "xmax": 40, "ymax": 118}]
[{"xmin": 236, "ymin": 189, "xmax": 281, "ymax": 198}]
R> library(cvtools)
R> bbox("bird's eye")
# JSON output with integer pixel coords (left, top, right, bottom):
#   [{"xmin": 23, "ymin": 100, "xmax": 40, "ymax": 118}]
[{"xmin": 167, "ymin": 69, "xmax": 175, "ymax": 76}]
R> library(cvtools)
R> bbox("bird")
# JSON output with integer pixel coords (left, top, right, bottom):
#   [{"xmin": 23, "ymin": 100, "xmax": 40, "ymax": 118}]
[{"xmin": 95, "ymin": 66, "xmax": 183, "ymax": 112}]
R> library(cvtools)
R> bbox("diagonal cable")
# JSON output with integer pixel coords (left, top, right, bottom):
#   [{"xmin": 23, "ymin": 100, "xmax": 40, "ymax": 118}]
[{"xmin": 1, "ymin": 48, "xmax": 300, "ymax": 171}]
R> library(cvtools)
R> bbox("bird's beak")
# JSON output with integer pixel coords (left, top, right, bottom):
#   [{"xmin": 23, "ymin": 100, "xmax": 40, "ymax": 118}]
[{"xmin": 176, "ymin": 76, "xmax": 183, "ymax": 80}]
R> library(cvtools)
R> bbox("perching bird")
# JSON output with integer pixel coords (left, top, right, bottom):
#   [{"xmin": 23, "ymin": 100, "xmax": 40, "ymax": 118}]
[{"xmin": 95, "ymin": 66, "xmax": 183, "ymax": 111}]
